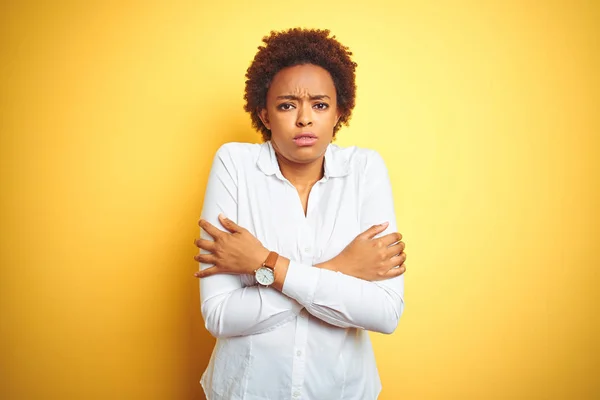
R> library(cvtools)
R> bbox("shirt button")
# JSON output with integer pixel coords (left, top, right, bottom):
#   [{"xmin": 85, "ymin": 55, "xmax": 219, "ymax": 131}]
[
  {"xmin": 304, "ymin": 247, "xmax": 312, "ymax": 253},
  {"xmin": 296, "ymin": 350, "xmax": 302, "ymax": 356},
  {"xmin": 293, "ymin": 391, "xmax": 301, "ymax": 398}
]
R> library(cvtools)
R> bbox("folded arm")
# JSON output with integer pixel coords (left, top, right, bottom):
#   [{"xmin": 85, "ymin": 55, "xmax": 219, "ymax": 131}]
[
  {"xmin": 275, "ymin": 151, "xmax": 405, "ymax": 334},
  {"xmin": 198, "ymin": 145, "xmax": 303, "ymax": 338},
  {"xmin": 198, "ymin": 146, "xmax": 405, "ymax": 337}
]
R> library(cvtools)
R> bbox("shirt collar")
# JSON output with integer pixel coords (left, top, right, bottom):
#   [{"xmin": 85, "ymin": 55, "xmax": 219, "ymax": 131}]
[{"xmin": 256, "ymin": 140, "xmax": 350, "ymax": 180}]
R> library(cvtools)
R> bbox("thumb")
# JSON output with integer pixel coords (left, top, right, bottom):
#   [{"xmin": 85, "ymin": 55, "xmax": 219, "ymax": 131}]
[
  {"xmin": 360, "ymin": 222, "xmax": 389, "ymax": 239},
  {"xmin": 218, "ymin": 213, "xmax": 241, "ymax": 233}
]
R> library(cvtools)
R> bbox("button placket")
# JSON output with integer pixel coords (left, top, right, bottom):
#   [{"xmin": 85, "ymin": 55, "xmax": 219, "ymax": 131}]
[
  {"xmin": 297, "ymin": 223, "xmax": 311, "ymax": 264},
  {"xmin": 290, "ymin": 311, "xmax": 308, "ymax": 400}
]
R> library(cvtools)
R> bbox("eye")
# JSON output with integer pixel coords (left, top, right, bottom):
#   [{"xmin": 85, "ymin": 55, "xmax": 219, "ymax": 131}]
[
  {"xmin": 277, "ymin": 103, "xmax": 295, "ymax": 111},
  {"xmin": 313, "ymin": 102, "xmax": 329, "ymax": 110}
]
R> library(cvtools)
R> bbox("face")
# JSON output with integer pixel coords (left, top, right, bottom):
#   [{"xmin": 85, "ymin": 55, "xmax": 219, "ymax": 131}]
[{"xmin": 259, "ymin": 64, "xmax": 341, "ymax": 166}]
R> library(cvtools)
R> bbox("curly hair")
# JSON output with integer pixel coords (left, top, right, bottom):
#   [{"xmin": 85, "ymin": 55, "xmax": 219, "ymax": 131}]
[{"xmin": 244, "ymin": 28, "xmax": 358, "ymax": 141}]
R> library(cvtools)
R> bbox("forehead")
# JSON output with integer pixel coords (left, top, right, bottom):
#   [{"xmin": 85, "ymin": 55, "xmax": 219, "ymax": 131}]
[{"xmin": 268, "ymin": 64, "xmax": 336, "ymax": 96}]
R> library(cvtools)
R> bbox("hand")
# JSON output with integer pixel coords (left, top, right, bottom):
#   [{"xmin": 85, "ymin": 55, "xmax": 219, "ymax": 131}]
[
  {"xmin": 323, "ymin": 222, "xmax": 407, "ymax": 281},
  {"xmin": 193, "ymin": 214, "xmax": 270, "ymax": 278}
]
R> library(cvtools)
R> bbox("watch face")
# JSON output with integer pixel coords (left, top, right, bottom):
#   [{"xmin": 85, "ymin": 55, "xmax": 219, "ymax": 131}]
[{"xmin": 256, "ymin": 267, "xmax": 275, "ymax": 285}]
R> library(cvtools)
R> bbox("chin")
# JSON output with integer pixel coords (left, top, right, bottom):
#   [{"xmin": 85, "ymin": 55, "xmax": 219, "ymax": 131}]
[
  {"xmin": 273, "ymin": 136, "xmax": 327, "ymax": 160},
  {"xmin": 295, "ymin": 145, "xmax": 328, "ymax": 160}
]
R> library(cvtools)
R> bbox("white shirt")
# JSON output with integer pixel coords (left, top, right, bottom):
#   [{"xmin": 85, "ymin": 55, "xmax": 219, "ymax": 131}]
[{"xmin": 198, "ymin": 141, "xmax": 405, "ymax": 400}]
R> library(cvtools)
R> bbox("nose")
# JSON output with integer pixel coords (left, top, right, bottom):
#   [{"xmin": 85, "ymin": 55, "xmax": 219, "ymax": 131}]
[{"xmin": 296, "ymin": 103, "xmax": 313, "ymax": 127}]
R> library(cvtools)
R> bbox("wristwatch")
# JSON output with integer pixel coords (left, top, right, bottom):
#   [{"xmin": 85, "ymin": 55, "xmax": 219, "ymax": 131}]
[{"xmin": 255, "ymin": 251, "xmax": 278, "ymax": 286}]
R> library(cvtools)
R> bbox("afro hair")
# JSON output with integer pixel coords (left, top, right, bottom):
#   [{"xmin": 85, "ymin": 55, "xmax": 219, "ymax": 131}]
[{"xmin": 244, "ymin": 28, "xmax": 358, "ymax": 141}]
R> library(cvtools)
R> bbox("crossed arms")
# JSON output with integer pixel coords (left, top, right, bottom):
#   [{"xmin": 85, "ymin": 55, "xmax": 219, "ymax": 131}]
[{"xmin": 194, "ymin": 146, "xmax": 406, "ymax": 338}]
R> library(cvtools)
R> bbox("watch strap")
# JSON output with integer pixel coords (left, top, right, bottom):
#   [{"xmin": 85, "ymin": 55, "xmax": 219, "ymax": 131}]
[{"xmin": 263, "ymin": 251, "xmax": 279, "ymax": 269}]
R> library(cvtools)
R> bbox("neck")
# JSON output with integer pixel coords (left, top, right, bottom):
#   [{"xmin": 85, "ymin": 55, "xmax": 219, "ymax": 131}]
[{"xmin": 276, "ymin": 153, "xmax": 325, "ymax": 190}]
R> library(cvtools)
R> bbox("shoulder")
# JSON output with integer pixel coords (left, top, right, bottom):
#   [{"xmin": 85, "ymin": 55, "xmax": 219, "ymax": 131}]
[
  {"xmin": 214, "ymin": 142, "xmax": 262, "ymax": 160},
  {"xmin": 328, "ymin": 144, "xmax": 388, "ymax": 175},
  {"xmin": 208, "ymin": 142, "xmax": 263, "ymax": 180},
  {"xmin": 212, "ymin": 142, "xmax": 265, "ymax": 171}
]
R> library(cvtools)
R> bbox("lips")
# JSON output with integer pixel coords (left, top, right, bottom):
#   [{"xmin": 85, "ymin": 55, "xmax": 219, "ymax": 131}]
[{"xmin": 293, "ymin": 133, "xmax": 318, "ymax": 147}]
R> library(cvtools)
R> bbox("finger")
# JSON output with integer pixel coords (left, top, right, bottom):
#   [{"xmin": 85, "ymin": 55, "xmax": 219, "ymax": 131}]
[
  {"xmin": 194, "ymin": 267, "xmax": 218, "ymax": 278},
  {"xmin": 359, "ymin": 222, "xmax": 389, "ymax": 240},
  {"xmin": 218, "ymin": 213, "xmax": 242, "ymax": 234},
  {"xmin": 379, "ymin": 232, "xmax": 403, "ymax": 247},
  {"xmin": 194, "ymin": 253, "xmax": 217, "ymax": 265},
  {"xmin": 194, "ymin": 238, "xmax": 216, "ymax": 252},
  {"xmin": 198, "ymin": 219, "xmax": 224, "ymax": 239},
  {"xmin": 386, "ymin": 252, "xmax": 407, "ymax": 269},
  {"xmin": 383, "ymin": 264, "xmax": 407, "ymax": 279},
  {"xmin": 384, "ymin": 241, "xmax": 405, "ymax": 258}
]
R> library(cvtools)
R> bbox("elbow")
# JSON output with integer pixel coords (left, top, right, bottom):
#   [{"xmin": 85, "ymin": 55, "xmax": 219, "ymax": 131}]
[
  {"xmin": 376, "ymin": 316, "xmax": 399, "ymax": 335},
  {"xmin": 201, "ymin": 302, "xmax": 233, "ymax": 339},
  {"xmin": 204, "ymin": 321, "xmax": 227, "ymax": 339},
  {"xmin": 377, "ymin": 321, "xmax": 398, "ymax": 335},
  {"xmin": 202, "ymin": 307, "xmax": 223, "ymax": 338},
  {"xmin": 375, "ymin": 297, "xmax": 405, "ymax": 335}
]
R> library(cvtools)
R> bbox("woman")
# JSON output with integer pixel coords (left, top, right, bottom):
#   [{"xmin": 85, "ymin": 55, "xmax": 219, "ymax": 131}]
[{"xmin": 193, "ymin": 28, "xmax": 407, "ymax": 400}]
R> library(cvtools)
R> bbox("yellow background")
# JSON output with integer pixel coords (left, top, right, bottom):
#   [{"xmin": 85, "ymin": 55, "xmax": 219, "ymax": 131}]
[{"xmin": 1, "ymin": 1, "xmax": 598, "ymax": 399}]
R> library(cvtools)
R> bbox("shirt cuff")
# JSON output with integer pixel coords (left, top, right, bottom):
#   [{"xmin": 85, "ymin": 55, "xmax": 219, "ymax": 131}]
[{"xmin": 281, "ymin": 260, "xmax": 320, "ymax": 306}]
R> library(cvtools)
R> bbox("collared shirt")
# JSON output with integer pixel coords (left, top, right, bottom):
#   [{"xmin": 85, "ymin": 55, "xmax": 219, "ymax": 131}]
[{"xmin": 199, "ymin": 141, "xmax": 405, "ymax": 400}]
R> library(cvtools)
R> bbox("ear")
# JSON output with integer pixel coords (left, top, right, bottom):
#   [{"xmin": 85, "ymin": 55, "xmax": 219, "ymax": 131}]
[
  {"xmin": 258, "ymin": 108, "xmax": 271, "ymax": 130},
  {"xmin": 335, "ymin": 110, "xmax": 342, "ymax": 125}
]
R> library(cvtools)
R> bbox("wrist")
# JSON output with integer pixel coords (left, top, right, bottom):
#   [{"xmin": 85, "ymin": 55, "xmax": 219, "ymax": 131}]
[
  {"xmin": 271, "ymin": 256, "xmax": 290, "ymax": 291},
  {"xmin": 317, "ymin": 258, "xmax": 339, "ymax": 272},
  {"xmin": 252, "ymin": 247, "xmax": 271, "ymax": 274}
]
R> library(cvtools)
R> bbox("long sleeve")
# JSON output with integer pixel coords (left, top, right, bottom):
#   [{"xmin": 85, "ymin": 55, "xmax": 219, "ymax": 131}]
[
  {"xmin": 282, "ymin": 151, "xmax": 405, "ymax": 334},
  {"xmin": 199, "ymin": 145, "xmax": 303, "ymax": 338}
]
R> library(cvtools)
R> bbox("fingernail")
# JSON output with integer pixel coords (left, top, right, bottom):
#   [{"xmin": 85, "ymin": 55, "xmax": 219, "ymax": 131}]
[
  {"xmin": 219, "ymin": 213, "xmax": 228, "ymax": 220},
  {"xmin": 379, "ymin": 222, "xmax": 389, "ymax": 227}
]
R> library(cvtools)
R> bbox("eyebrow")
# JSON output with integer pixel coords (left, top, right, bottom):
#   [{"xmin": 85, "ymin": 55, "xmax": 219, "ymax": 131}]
[{"xmin": 275, "ymin": 94, "xmax": 331, "ymax": 101}]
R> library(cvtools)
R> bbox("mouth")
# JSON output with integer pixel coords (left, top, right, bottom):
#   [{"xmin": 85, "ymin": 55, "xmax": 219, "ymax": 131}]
[{"xmin": 293, "ymin": 133, "xmax": 318, "ymax": 147}]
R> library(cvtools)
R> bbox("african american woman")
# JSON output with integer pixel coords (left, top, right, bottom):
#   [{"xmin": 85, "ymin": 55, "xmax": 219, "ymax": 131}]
[{"xmin": 193, "ymin": 28, "xmax": 407, "ymax": 400}]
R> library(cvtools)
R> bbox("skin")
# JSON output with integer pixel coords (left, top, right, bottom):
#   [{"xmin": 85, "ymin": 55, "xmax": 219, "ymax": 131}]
[
  {"xmin": 194, "ymin": 64, "xmax": 407, "ymax": 290},
  {"xmin": 259, "ymin": 64, "xmax": 340, "ymax": 199}
]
